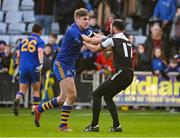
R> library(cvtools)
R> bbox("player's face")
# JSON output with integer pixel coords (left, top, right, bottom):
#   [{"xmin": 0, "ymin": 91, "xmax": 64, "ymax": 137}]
[
  {"xmin": 110, "ymin": 23, "xmax": 115, "ymax": 35},
  {"xmin": 76, "ymin": 16, "xmax": 90, "ymax": 30}
]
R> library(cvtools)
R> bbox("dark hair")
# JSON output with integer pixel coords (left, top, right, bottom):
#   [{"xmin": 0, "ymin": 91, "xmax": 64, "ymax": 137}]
[
  {"xmin": 32, "ymin": 23, "xmax": 43, "ymax": 33},
  {"xmin": 0, "ymin": 40, "xmax": 6, "ymax": 45},
  {"xmin": 74, "ymin": 8, "xmax": 89, "ymax": 19},
  {"xmin": 112, "ymin": 19, "xmax": 125, "ymax": 31},
  {"xmin": 152, "ymin": 47, "xmax": 167, "ymax": 61},
  {"xmin": 45, "ymin": 43, "xmax": 53, "ymax": 49},
  {"xmin": 50, "ymin": 33, "xmax": 57, "ymax": 39},
  {"xmin": 90, "ymin": 16, "xmax": 96, "ymax": 19}
]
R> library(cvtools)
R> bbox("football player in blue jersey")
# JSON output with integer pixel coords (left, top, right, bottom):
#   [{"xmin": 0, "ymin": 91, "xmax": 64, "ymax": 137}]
[
  {"xmin": 34, "ymin": 8, "xmax": 93, "ymax": 131},
  {"xmin": 13, "ymin": 24, "xmax": 44, "ymax": 116}
]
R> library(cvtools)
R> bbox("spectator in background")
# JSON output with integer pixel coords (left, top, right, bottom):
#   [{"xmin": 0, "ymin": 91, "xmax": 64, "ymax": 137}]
[
  {"xmin": 0, "ymin": 40, "xmax": 6, "ymax": 57},
  {"xmin": 139, "ymin": 0, "xmax": 157, "ymax": 35},
  {"xmin": 1, "ymin": 45, "xmax": 11, "ymax": 73},
  {"xmin": 42, "ymin": 44, "xmax": 55, "ymax": 75},
  {"xmin": 54, "ymin": 0, "xmax": 85, "ymax": 34},
  {"xmin": 94, "ymin": 0, "xmax": 111, "ymax": 28},
  {"xmin": 76, "ymin": 48, "xmax": 97, "ymax": 75},
  {"xmin": 41, "ymin": 44, "xmax": 55, "ymax": 103},
  {"xmin": 33, "ymin": 0, "xmax": 54, "ymax": 35},
  {"xmin": 151, "ymin": 47, "xmax": 169, "ymax": 80},
  {"xmin": 165, "ymin": 55, "xmax": 180, "ymax": 81},
  {"xmin": 10, "ymin": 39, "xmax": 22, "ymax": 83},
  {"xmin": 89, "ymin": 16, "xmax": 102, "ymax": 34},
  {"xmin": 96, "ymin": 50, "xmax": 114, "ymax": 74},
  {"xmin": 111, "ymin": 0, "xmax": 124, "ymax": 20},
  {"xmin": 171, "ymin": 7, "xmax": 180, "ymax": 55},
  {"xmin": 0, "ymin": 41, "xmax": 6, "ymax": 70},
  {"xmin": 135, "ymin": 44, "xmax": 151, "ymax": 71},
  {"xmin": 48, "ymin": 33, "xmax": 60, "ymax": 54},
  {"xmin": 165, "ymin": 57, "xmax": 180, "ymax": 73},
  {"xmin": 104, "ymin": 13, "xmax": 115, "ymax": 35},
  {"xmin": 144, "ymin": 23, "xmax": 170, "ymax": 63},
  {"xmin": 153, "ymin": 0, "xmax": 176, "ymax": 38},
  {"xmin": 83, "ymin": 0, "xmax": 94, "ymax": 16}
]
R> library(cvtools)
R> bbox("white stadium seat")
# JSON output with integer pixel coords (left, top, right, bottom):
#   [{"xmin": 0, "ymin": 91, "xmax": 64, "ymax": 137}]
[
  {"xmin": 5, "ymin": 11, "xmax": 22, "ymax": 23},
  {"xmin": 0, "ymin": 23, "xmax": 7, "ymax": 34},
  {"xmin": 8, "ymin": 23, "xmax": 26, "ymax": 34},
  {"xmin": 0, "ymin": 11, "xmax": 4, "ymax": 22},
  {"xmin": 20, "ymin": 0, "xmax": 34, "ymax": 10},
  {"xmin": 23, "ymin": 11, "xmax": 35, "ymax": 23},
  {"xmin": 2, "ymin": 0, "xmax": 19, "ymax": 11}
]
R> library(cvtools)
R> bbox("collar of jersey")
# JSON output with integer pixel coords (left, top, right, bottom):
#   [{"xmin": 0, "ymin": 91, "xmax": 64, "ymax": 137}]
[
  {"xmin": 31, "ymin": 33, "xmax": 40, "ymax": 38},
  {"xmin": 72, "ymin": 23, "xmax": 80, "ymax": 30},
  {"xmin": 113, "ymin": 32, "xmax": 123, "ymax": 37},
  {"xmin": 113, "ymin": 32, "xmax": 129, "ymax": 41}
]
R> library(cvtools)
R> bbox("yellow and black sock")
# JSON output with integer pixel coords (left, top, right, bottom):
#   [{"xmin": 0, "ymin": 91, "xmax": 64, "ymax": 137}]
[
  {"xmin": 38, "ymin": 97, "xmax": 59, "ymax": 113},
  {"xmin": 33, "ymin": 96, "xmax": 41, "ymax": 106},
  {"xmin": 59, "ymin": 105, "xmax": 73, "ymax": 128}
]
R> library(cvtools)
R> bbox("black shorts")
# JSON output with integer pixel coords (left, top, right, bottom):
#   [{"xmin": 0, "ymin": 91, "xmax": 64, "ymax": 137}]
[
  {"xmin": 110, "ymin": 69, "xmax": 134, "ymax": 91},
  {"xmin": 92, "ymin": 69, "xmax": 134, "ymax": 98}
]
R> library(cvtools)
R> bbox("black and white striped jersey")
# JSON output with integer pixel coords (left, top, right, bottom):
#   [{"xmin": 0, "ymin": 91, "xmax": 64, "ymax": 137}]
[{"xmin": 100, "ymin": 32, "xmax": 133, "ymax": 71}]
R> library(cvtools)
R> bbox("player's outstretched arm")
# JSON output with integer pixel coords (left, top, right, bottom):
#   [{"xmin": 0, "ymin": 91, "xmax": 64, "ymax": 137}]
[
  {"xmin": 83, "ymin": 41, "xmax": 102, "ymax": 52},
  {"xmin": 81, "ymin": 34, "xmax": 102, "ymax": 45},
  {"xmin": 93, "ymin": 33, "xmax": 106, "ymax": 39}
]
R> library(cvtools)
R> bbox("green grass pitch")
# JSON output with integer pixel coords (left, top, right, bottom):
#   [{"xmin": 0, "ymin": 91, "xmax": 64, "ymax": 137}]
[{"xmin": 0, "ymin": 107, "xmax": 180, "ymax": 137}]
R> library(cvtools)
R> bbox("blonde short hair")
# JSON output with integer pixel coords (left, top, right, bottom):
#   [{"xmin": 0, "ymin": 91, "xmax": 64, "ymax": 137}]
[{"xmin": 74, "ymin": 8, "xmax": 89, "ymax": 19}]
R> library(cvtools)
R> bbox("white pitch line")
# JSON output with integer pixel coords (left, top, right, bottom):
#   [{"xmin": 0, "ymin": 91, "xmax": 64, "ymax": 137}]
[
  {"xmin": 0, "ymin": 112, "xmax": 179, "ymax": 117},
  {"xmin": 0, "ymin": 136, "xmax": 179, "ymax": 138}
]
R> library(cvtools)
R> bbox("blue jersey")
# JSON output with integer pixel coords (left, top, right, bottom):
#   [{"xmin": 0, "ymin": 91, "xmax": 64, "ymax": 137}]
[
  {"xmin": 55, "ymin": 23, "xmax": 93, "ymax": 69},
  {"xmin": 18, "ymin": 33, "xmax": 44, "ymax": 70},
  {"xmin": 18, "ymin": 33, "xmax": 44, "ymax": 84}
]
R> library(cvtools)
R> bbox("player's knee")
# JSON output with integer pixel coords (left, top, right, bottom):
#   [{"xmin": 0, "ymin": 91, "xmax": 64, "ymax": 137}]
[
  {"xmin": 71, "ymin": 94, "xmax": 77, "ymax": 101},
  {"xmin": 67, "ymin": 93, "xmax": 77, "ymax": 103},
  {"xmin": 57, "ymin": 96, "xmax": 65, "ymax": 105},
  {"xmin": 92, "ymin": 90, "xmax": 101, "ymax": 98},
  {"xmin": 103, "ymin": 95, "xmax": 112, "ymax": 103}
]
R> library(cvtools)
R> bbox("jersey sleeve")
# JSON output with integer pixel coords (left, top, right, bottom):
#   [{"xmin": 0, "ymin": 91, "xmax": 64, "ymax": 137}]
[
  {"xmin": 37, "ymin": 39, "xmax": 45, "ymax": 49},
  {"xmin": 100, "ymin": 37, "xmax": 114, "ymax": 49},
  {"xmin": 68, "ymin": 29, "xmax": 82, "ymax": 47},
  {"xmin": 86, "ymin": 27, "xmax": 94, "ymax": 37},
  {"xmin": 17, "ymin": 41, "xmax": 22, "ymax": 51}
]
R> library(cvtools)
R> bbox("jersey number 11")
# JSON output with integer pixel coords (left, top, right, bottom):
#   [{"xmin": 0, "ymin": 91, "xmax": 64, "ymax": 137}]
[{"xmin": 122, "ymin": 43, "xmax": 132, "ymax": 58}]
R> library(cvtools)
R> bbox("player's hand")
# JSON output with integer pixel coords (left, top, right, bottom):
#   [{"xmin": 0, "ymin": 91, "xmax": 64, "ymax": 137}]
[
  {"xmin": 35, "ymin": 63, "xmax": 43, "ymax": 72},
  {"xmin": 81, "ymin": 34, "xmax": 91, "ymax": 42}
]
